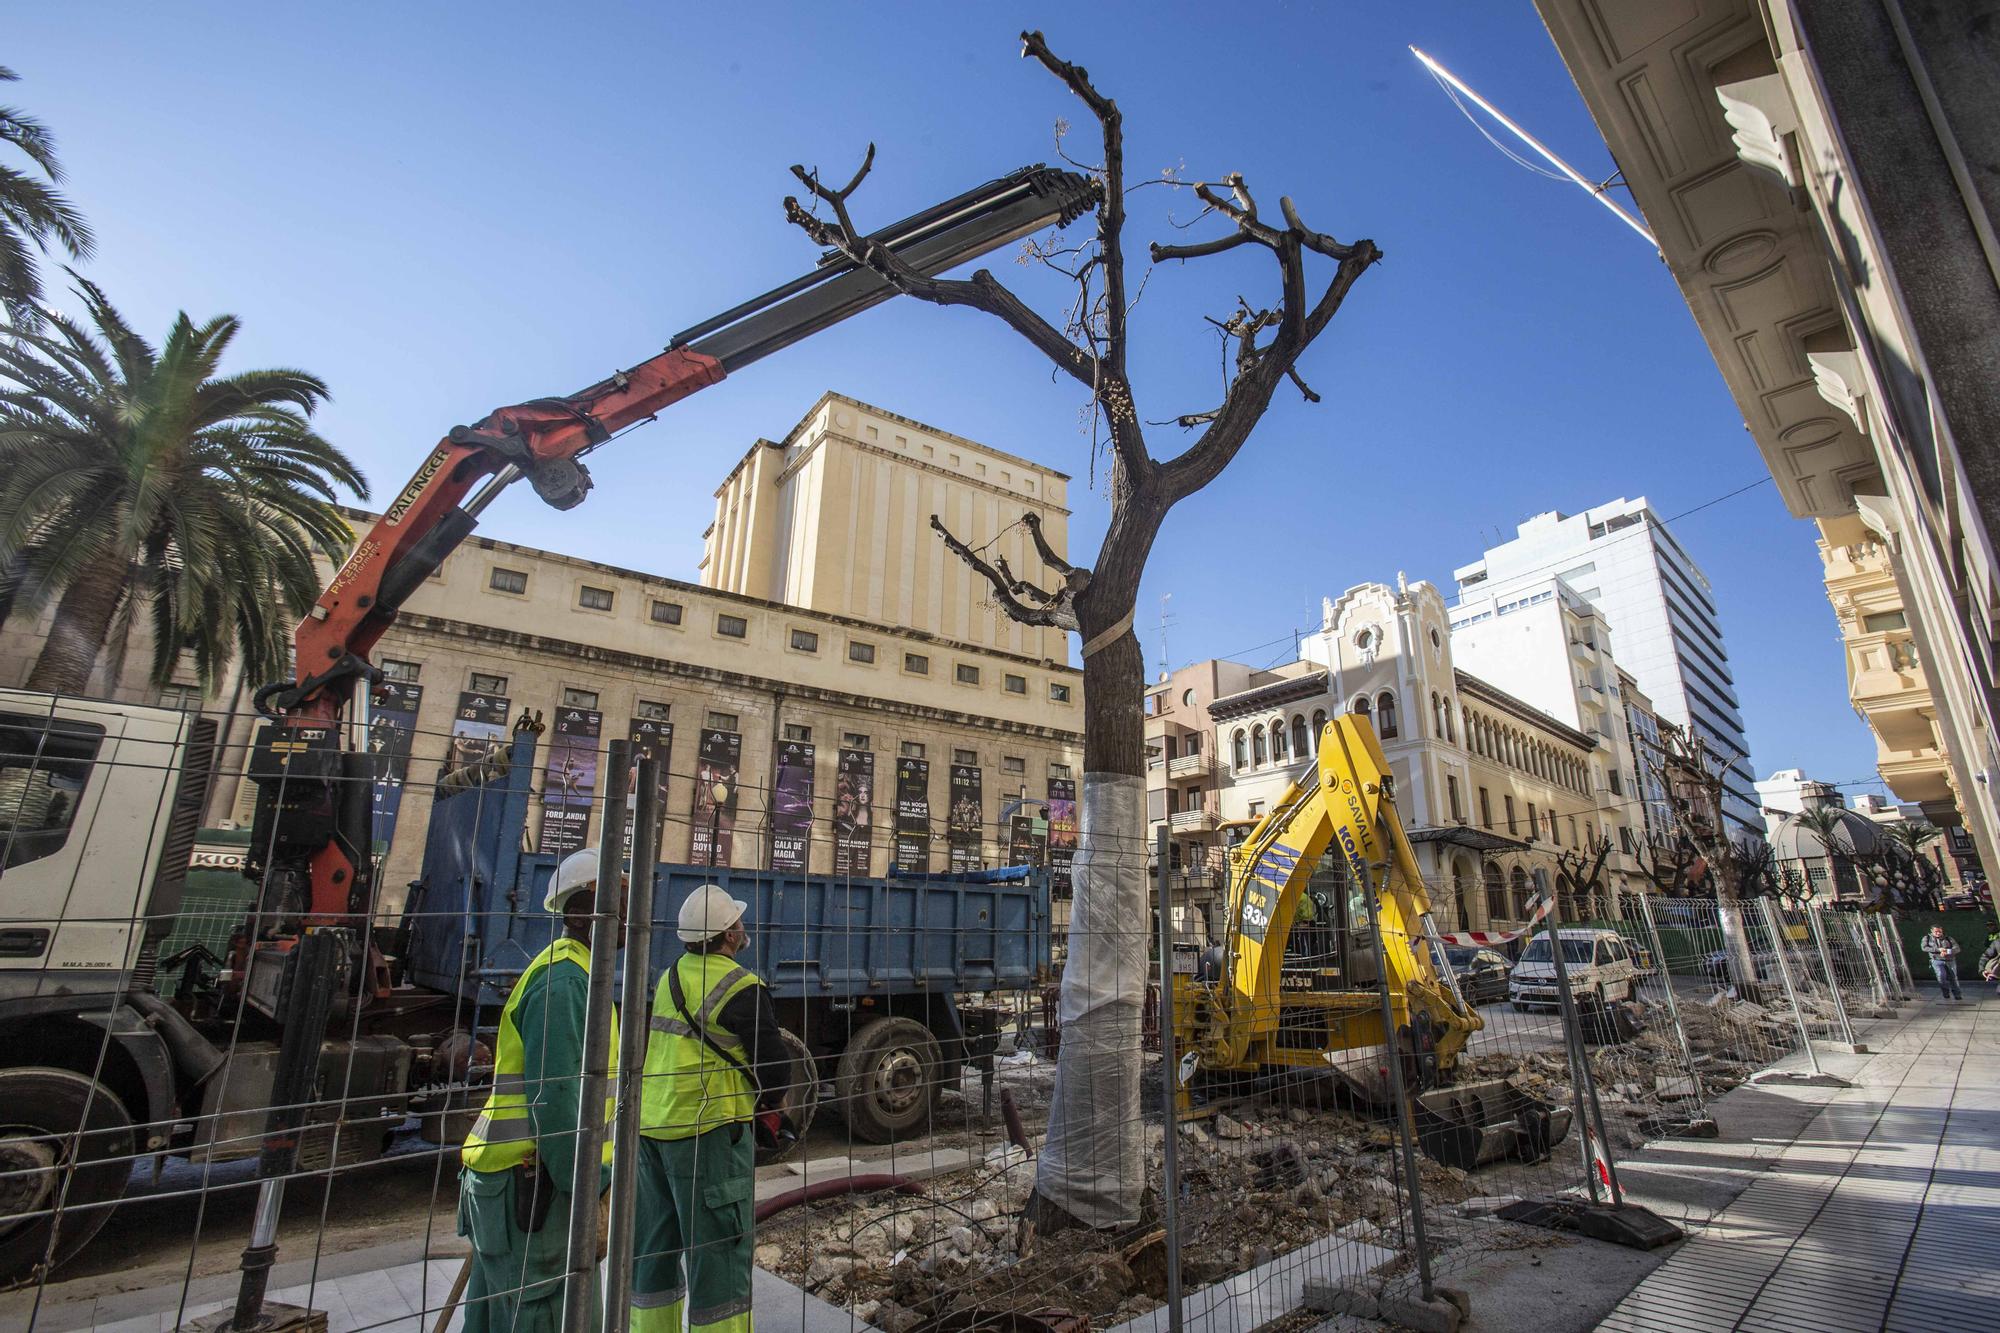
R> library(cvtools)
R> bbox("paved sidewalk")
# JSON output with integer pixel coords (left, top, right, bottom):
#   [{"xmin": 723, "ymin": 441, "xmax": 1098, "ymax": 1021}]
[{"xmin": 1600, "ymin": 992, "xmax": 1997, "ymax": 1332}]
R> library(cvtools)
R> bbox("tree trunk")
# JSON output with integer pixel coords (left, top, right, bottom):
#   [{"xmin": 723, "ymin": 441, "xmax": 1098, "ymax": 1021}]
[
  {"xmin": 23, "ymin": 551, "xmax": 129, "ymax": 696},
  {"xmin": 1030, "ymin": 618, "xmax": 1150, "ymax": 1233}
]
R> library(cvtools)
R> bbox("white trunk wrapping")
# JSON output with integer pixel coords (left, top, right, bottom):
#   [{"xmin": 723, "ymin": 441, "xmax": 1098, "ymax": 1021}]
[{"xmin": 1033, "ymin": 771, "xmax": 1147, "ymax": 1228}]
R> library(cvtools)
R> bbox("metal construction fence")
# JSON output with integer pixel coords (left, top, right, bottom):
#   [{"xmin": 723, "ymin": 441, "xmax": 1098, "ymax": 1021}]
[{"xmin": 0, "ymin": 701, "xmax": 1929, "ymax": 1333}]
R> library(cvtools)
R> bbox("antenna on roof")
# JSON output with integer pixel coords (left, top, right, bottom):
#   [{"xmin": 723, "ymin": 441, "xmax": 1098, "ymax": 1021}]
[
  {"xmin": 1410, "ymin": 46, "xmax": 1658, "ymax": 250},
  {"xmin": 1157, "ymin": 593, "xmax": 1177, "ymax": 678}
]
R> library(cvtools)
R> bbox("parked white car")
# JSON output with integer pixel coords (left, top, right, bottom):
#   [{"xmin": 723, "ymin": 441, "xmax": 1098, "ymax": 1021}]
[{"xmin": 1510, "ymin": 928, "xmax": 1641, "ymax": 1011}]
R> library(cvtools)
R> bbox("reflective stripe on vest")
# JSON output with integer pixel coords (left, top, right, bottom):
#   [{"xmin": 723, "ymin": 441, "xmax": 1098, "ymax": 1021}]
[
  {"xmin": 462, "ymin": 936, "xmax": 619, "ymax": 1173},
  {"xmin": 640, "ymin": 953, "xmax": 763, "ymax": 1140}
]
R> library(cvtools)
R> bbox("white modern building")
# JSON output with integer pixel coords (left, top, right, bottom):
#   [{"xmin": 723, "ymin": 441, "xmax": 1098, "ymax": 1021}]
[{"xmin": 1453, "ymin": 499, "xmax": 1760, "ymax": 837}]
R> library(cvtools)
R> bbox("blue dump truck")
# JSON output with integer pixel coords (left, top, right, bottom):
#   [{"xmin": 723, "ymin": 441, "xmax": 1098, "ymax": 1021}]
[{"xmin": 399, "ymin": 732, "xmax": 1054, "ymax": 1146}]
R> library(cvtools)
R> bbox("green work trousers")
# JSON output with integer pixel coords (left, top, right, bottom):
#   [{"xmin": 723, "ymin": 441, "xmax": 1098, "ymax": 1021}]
[
  {"xmin": 457, "ymin": 1165, "xmax": 595, "ymax": 1333},
  {"xmin": 630, "ymin": 1123, "xmax": 755, "ymax": 1333}
]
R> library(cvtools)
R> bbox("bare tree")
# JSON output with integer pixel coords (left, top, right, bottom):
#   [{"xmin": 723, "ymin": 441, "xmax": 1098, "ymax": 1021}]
[
  {"xmin": 1646, "ymin": 723, "xmax": 1760, "ymax": 988},
  {"xmin": 784, "ymin": 31, "xmax": 1379, "ymax": 1232},
  {"xmin": 1553, "ymin": 832, "xmax": 1613, "ymax": 921}
]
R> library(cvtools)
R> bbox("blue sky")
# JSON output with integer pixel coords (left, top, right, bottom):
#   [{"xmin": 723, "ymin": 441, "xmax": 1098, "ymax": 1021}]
[{"xmin": 11, "ymin": 2, "xmax": 1883, "ymax": 797}]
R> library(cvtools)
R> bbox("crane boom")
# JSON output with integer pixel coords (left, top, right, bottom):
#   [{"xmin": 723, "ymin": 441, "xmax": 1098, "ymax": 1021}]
[{"xmin": 247, "ymin": 163, "xmax": 1097, "ymax": 927}]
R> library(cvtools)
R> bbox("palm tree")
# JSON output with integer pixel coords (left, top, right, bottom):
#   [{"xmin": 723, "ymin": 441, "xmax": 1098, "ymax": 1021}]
[
  {"xmin": 0, "ymin": 65, "xmax": 94, "ymax": 322},
  {"xmin": 0, "ymin": 276, "xmax": 366, "ymax": 696}
]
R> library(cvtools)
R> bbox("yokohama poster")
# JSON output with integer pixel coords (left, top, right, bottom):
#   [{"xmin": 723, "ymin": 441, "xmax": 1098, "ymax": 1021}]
[
  {"xmin": 689, "ymin": 727, "xmax": 741, "ymax": 866},
  {"xmin": 1048, "ymin": 776, "xmax": 1077, "ymax": 894},
  {"xmin": 770, "ymin": 738, "xmax": 816, "ymax": 871},
  {"xmin": 893, "ymin": 756, "xmax": 931, "ymax": 874},
  {"xmin": 366, "ymin": 679, "xmax": 423, "ymax": 854},
  {"xmin": 831, "ymin": 749, "xmax": 875, "ymax": 877},
  {"xmin": 947, "ymin": 763, "xmax": 982, "ymax": 872},
  {"xmin": 538, "ymin": 707, "xmax": 601, "ymax": 856},
  {"xmin": 624, "ymin": 716, "xmax": 673, "ymax": 857}
]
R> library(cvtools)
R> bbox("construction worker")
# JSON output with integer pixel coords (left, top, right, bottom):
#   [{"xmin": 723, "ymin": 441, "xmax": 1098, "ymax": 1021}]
[
  {"xmin": 630, "ymin": 884, "xmax": 794, "ymax": 1333},
  {"xmin": 457, "ymin": 848, "xmax": 620, "ymax": 1333}
]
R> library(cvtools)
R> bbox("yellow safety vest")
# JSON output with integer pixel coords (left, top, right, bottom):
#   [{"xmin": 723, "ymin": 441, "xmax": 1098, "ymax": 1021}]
[
  {"xmin": 462, "ymin": 937, "xmax": 618, "ymax": 1173},
  {"xmin": 641, "ymin": 952, "xmax": 763, "ymax": 1140}
]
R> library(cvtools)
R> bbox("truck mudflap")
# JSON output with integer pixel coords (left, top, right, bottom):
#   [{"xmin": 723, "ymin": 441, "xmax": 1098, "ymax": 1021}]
[{"xmin": 1410, "ymin": 1079, "xmax": 1573, "ymax": 1172}]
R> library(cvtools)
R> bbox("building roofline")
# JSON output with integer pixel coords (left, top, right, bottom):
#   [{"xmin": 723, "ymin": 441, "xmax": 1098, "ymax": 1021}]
[
  {"xmin": 781, "ymin": 391, "xmax": 1073, "ymax": 481},
  {"xmin": 1454, "ymin": 669, "xmax": 1595, "ymax": 750}
]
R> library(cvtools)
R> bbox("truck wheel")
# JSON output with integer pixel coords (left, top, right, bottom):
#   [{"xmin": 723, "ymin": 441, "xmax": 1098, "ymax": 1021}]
[
  {"xmin": 756, "ymin": 1028, "xmax": 819, "ymax": 1166},
  {"xmin": 0, "ymin": 1067, "xmax": 135, "ymax": 1282},
  {"xmin": 835, "ymin": 1018, "xmax": 940, "ymax": 1144}
]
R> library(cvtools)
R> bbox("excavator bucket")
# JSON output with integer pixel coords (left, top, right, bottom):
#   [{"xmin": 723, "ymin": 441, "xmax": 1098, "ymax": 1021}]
[{"xmin": 1411, "ymin": 1079, "xmax": 1573, "ymax": 1172}]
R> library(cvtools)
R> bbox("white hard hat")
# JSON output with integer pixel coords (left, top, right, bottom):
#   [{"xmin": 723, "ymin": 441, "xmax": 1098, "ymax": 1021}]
[
  {"xmin": 677, "ymin": 884, "xmax": 748, "ymax": 944},
  {"xmin": 545, "ymin": 849, "xmax": 601, "ymax": 913}
]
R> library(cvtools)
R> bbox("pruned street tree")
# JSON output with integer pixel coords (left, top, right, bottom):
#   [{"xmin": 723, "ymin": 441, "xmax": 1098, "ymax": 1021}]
[
  {"xmin": 1646, "ymin": 722, "xmax": 1760, "ymax": 989},
  {"xmin": 783, "ymin": 31, "xmax": 1380, "ymax": 1232},
  {"xmin": 1553, "ymin": 832, "xmax": 1613, "ymax": 921}
]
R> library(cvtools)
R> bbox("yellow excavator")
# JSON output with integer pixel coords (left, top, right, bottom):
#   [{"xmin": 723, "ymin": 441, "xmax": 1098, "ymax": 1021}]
[{"xmin": 1170, "ymin": 715, "xmax": 1571, "ymax": 1169}]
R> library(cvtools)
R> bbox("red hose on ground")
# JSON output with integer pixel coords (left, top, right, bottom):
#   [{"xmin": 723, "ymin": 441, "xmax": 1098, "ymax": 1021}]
[{"xmin": 754, "ymin": 1173, "xmax": 924, "ymax": 1224}]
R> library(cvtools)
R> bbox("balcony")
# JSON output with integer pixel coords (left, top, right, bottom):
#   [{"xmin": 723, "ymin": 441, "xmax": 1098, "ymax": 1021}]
[
  {"xmin": 1167, "ymin": 751, "xmax": 1214, "ymax": 780},
  {"xmin": 1169, "ymin": 808, "xmax": 1220, "ymax": 834}
]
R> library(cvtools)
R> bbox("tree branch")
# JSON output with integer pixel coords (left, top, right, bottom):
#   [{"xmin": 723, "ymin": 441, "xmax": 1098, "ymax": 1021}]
[
  {"xmin": 929, "ymin": 514, "xmax": 1078, "ymax": 631},
  {"xmin": 1021, "ymin": 510, "xmax": 1076, "ymax": 576}
]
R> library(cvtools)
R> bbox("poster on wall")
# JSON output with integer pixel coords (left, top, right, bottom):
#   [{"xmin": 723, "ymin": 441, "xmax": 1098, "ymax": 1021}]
[
  {"xmin": 444, "ymin": 691, "xmax": 510, "ymax": 778},
  {"xmin": 1048, "ymin": 777, "xmax": 1078, "ymax": 895},
  {"xmin": 1008, "ymin": 814, "xmax": 1037, "ymax": 868},
  {"xmin": 892, "ymin": 757, "xmax": 931, "ymax": 874},
  {"xmin": 538, "ymin": 707, "xmax": 602, "ymax": 856},
  {"xmin": 689, "ymin": 728, "xmax": 742, "ymax": 867},
  {"xmin": 367, "ymin": 680, "xmax": 423, "ymax": 853},
  {"xmin": 947, "ymin": 764, "xmax": 983, "ymax": 872},
  {"xmin": 831, "ymin": 749, "xmax": 875, "ymax": 878},
  {"xmin": 770, "ymin": 739, "xmax": 816, "ymax": 871},
  {"xmin": 624, "ymin": 716, "xmax": 673, "ymax": 858}
]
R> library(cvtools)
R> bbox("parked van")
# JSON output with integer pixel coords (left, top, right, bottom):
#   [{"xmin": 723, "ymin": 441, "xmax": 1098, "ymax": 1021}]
[{"xmin": 1510, "ymin": 928, "xmax": 1641, "ymax": 1011}]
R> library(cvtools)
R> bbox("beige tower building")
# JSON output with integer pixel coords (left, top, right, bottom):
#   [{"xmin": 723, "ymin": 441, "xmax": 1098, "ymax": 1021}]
[{"xmin": 701, "ymin": 392, "xmax": 1073, "ymax": 665}]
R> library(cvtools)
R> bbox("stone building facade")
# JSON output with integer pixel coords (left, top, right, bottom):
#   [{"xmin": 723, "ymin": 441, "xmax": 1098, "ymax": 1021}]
[{"xmin": 0, "ymin": 395, "xmax": 1084, "ymax": 911}]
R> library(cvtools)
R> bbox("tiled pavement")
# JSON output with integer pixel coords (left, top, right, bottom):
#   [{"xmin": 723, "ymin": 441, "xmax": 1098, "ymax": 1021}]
[{"xmin": 1599, "ymin": 992, "xmax": 1999, "ymax": 1332}]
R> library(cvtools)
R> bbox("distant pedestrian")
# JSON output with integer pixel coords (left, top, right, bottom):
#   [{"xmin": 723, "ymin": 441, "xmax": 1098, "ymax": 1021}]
[
  {"xmin": 1922, "ymin": 925, "xmax": 1963, "ymax": 1000},
  {"xmin": 1978, "ymin": 930, "xmax": 1999, "ymax": 995}
]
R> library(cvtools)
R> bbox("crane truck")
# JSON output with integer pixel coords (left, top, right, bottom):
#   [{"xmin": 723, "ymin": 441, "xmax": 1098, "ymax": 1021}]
[
  {"xmin": 1171, "ymin": 714, "xmax": 1573, "ymax": 1170},
  {"xmin": 0, "ymin": 161, "xmax": 1096, "ymax": 1283}
]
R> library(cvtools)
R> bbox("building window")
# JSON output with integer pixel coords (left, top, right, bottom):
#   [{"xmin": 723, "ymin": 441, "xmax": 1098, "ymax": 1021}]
[
  {"xmin": 706, "ymin": 711, "xmax": 739, "ymax": 732},
  {"xmin": 1526, "ymin": 803, "xmax": 1538, "ymax": 840},
  {"xmin": 789, "ymin": 628, "xmax": 819, "ymax": 653},
  {"xmin": 650, "ymin": 600, "xmax": 683, "ymax": 625},
  {"xmin": 489, "ymin": 567, "xmax": 528, "ymax": 594},
  {"xmin": 1291, "ymin": 715, "xmax": 1309, "ymax": 756},
  {"xmin": 1478, "ymin": 787, "xmax": 1492, "ymax": 828},
  {"xmin": 562, "ymin": 687, "xmax": 599, "ymax": 710},
  {"xmin": 841, "ymin": 733, "xmax": 870, "ymax": 750},
  {"xmin": 1375, "ymin": 691, "xmax": 1398, "ymax": 739},
  {"xmin": 381, "ymin": 659, "xmax": 421, "ymax": 682},
  {"xmin": 1352, "ymin": 695, "xmax": 1372, "ymax": 724},
  {"xmin": 159, "ymin": 683, "xmax": 203, "ymax": 712},
  {"xmin": 636, "ymin": 699, "xmax": 670, "ymax": 720},
  {"xmin": 1248, "ymin": 800, "xmax": 1266, "ymax": 819},
  {"xmin": 1234, "ymin": 730, "xmax": 1248, "ymax": 768},
  {"xmin": 1050, "ymin": 682, "xmax": 1072, "ymax": 703},
  {"xmin": 1504, "ymin": 795, "xmax": 1517, "ymax": 835},
  {"xmin": 1608, "ymin": 769, "xmax": 1624, "ymax": 796},
  {"xmin": 1511, "ymin": 866, "xmax": 1532, "ymax": 918},
  {"xmin": 955, "ymin": 664, "xmax": 981, "ymax": 685},
  {"xmin": 716, "ymin": 613, "xmax": 747, "ymax": 639},
  {"xmin": 953, "ymin": 748, "xmax": 978, "ymax": 765},
  {"xmin": 1447, "ymin": 775, "xmax": 1462, "ymax": 821},
  {"xmin": 1270, "ymin": 722, "xmax": 1287, "ymax": 761},
  {"xmin": 905, "ymin": 653, "xmax": 929, "ymax": 674},
  {"xmin": 1185, "ymin": 734, "xmax": 1201, "ymax": 755},
  {"xmin": 784, "ymin": 723, "xmax": 812, "ymax": 742},
  {"xmin": 1312, "ymin": 709, "xmax": 1327, "ymax": 739},
  {"xmin": 1484, "ymin": 863, "xmax": 1508, "ymax": 921},
  {"xmin": 578, "ymin": 585, "xmax": 614, "ymax": 611},
  {"xmin": 849, "ymin": 641, "xmax": 876, "ymax": 664},
  {"xmin": 900, "ymin": 741, "xmax": 925, "ymax": 759},
  {"xmin": 1004, "ymin": 673, "xmax": 1027, "ymax": 695},
  {"xmin": 1050, "ymin": 762, "xmax": 1073, "ymax": 780},
  {"xmin": 1003, "ymin": 755, "xmax": 1025, "ymax": 775},
  {"xmin": 470, "ymin": 671, "xmax": 508, "ymax": 695},
  {"xmin": 1252, "ymin": 727, "xmax": 1268, "ymax": 765}
]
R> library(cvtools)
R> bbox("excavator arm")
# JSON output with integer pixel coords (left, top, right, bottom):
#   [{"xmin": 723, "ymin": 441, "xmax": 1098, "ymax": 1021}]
[
  {"xmin": 1173, "ymin": 715, "xmax": 1572, "ymax": 1171},
  {"xmin": 244, "ymin": 164, "xmax": 1098, "ymax": 929}
]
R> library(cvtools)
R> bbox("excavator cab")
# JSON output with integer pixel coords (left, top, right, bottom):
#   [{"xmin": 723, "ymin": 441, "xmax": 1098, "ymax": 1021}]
[{"xmin": 1171, "ymin": 714, "xmax": 1572, "ymax": 1172}]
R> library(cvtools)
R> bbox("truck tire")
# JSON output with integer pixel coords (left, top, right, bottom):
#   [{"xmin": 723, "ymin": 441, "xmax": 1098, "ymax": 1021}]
[
  {"xmin": 835, "ymin": 1018, "xmax": 940, "ymax": 1145},
  {"xmin": 0, "ymin": 1067, "xmax": 135, "ymax": 1282},
  {"xmin": 756, "ymin": 1028, "xmax": 819, "ymax": 1167}
]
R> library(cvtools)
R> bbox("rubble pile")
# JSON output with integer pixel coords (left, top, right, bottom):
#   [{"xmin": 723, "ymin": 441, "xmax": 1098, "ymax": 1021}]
[{"xmin": 757, "ymin": 1098, "xmax": 1466, "ymax": 1330}]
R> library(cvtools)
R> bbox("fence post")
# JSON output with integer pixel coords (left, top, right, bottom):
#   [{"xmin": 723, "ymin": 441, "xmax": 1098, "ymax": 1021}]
[
  {"xmin": 1152, "ymin": 825, "xmax": 1185, "ymax": 1333},
  {"xmin": 1543, "ymin": 909, "xmax": 1622, "ymax": 1205},
  {"xmin": 1878, "ymin": 917, "xmax": 1917, "ymax": 998},
  {"xmin": 1361, "ymin": 858, "xmax": 1436, "ymax": 1303},
  {"xmin": 562, "ymin": 740, "xmax": 630, "ymax": 1333},
  {"xmin": 1635, "ymin": 893, "xmax": 1705, "ymax": 1113},
  {"xmin": 1756, "ymin": 899, "xmax": 1821, "ymax": 1076},
  {"xmin": 1804, "ymin": 904, "xmax": 1861, "ymax": 1051},
  {"xmin": 603, "ymin": 753, "xmax": 663, "ymax": 1333}
]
